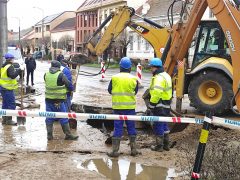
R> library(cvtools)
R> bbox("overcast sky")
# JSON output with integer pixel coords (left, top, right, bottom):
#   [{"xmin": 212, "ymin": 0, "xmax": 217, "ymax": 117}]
[{"xmin": 7, "ymin": 0, "xmax": 84, "ymax": 31}]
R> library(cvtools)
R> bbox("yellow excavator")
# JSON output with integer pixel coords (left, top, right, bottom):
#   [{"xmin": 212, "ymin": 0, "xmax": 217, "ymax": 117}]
[{"xmin": 86, "ymin": 0, "xmax": 240, "ymax": 116}]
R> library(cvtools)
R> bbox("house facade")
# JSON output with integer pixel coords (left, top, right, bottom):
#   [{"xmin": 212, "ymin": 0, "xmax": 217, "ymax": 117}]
[
  {"xmin": 34, "ymin": 11, "xmax": 75, "ymax": 52},
  {"xmin": 75, "ymin": 0, "xmax": 127, "ymax": 53},
  {"xmin": 127, "ymin": 0, "xmax": 216, "ymax": 61},
  {"xmin": 51, "ymin": 17, "xmax": 76, "ymax": 52}
]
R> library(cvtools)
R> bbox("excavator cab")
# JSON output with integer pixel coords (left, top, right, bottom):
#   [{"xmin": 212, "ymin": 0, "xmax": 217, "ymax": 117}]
[{"xmin": 190, "ymin": 20, "xmax": 231, "ymax": 69}]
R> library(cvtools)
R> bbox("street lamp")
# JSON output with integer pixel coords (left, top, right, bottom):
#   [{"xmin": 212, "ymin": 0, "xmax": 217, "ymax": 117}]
[
  {"xmin": 33, "ymin": 6, "xmax": 44, "ymax": 51},
  {"xmin": 11, "ymin": 17, "xmax": 20, "ymax": 46}
]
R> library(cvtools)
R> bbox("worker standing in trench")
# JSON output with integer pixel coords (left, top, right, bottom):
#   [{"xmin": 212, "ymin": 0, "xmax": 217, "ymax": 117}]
[
  {"xmin": 0, "ymin": 53, "xmax": 22, "ymax": 126},
  {"xmin": 107, "ymin": 57, "xmax": 140, "ymax": 157},
  {"xmin": 44, "ymin": 60, "xmax": 78, "ymax": 140},
  {"xmin": 147, "ymin": 58, "xmax": 172, "ymax": 152}
]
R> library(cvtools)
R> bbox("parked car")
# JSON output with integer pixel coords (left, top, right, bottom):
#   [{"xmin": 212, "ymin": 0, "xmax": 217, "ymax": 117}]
[
  {"xmin": 33, "ymin": 51, "xmax": 43, "ymax": 59},
  {"xmin": 7, "ymin": 46, "xmax": 25, "ymax": 78}
]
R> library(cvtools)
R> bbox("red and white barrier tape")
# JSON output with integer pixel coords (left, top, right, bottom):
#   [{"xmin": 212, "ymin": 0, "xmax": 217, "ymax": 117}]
[
  {"xmin": 212, "ymin": 116, "xmax": 240, "ymax": 129},
  {"xmin": 0, "ymin": 109, "xmax": 239, "ymax": 129},
  {"xmin": 0, "ymin": 109, "xmax": 200, "ymax": 124}
]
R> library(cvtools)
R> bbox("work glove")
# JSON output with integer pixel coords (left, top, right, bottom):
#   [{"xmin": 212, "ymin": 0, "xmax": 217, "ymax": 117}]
[
  {"xmin": 18, "ymin": 69, "xmax": 22, "ymax": 75},
  {"xmin": 54, "ymin": 102, "xmax": 61, "ymax": 109},
  {"xmin": 146, "ymin": 109, "xmax": 153, "ymax": 116}
]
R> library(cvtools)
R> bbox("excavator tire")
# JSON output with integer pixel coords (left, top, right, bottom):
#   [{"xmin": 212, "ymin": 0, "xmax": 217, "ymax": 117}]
[{"xmin": 188, "ymin": 70, "xmax": 233, "ymax": 115}]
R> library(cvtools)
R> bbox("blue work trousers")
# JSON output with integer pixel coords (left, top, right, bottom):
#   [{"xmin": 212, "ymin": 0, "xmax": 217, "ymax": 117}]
[
  {"xmin": 1, "ymin": 89, "xmax": 16, "ymax": 110},
  {"xmin": 153, "ymin": 108, "xmax": 170, "ymax": 136},
  {"xmin": 64, "ymin": 93, "xmax": 72, "ymax": 112},
  {"xmin": 45, "ymin": 100, "xmax": 68, "ymax": 125},
  {"xmin": 113, "ymin": 109, "xmax": 137, "ymax": 137}
]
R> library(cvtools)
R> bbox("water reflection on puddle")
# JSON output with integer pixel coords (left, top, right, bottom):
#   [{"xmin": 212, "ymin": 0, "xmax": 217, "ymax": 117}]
[{"xmin": 76, "ymin": 158, "xmax": 175, "ymax": 180}]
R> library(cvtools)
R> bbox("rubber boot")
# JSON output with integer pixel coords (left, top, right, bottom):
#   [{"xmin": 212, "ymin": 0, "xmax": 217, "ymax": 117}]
[
  {"xmin": 129, "ymin": 135, "xmax": 140, "ymax": 156},
  {"xmin": 5, "ymin": 116, "xmax": 17, "ymax": 126},
  {"xmin": 2, "ymin": 116, "xmax": 7, "ymax": 125},
  {"xmin": 61, "ymin": 123, "xmax": 79, "ymax": 140},
  {"xmin": 163, "ymin": 133, "xmax": 170, "ymax": 151},
  {"xmin": 107, "ymin": 137, "xmax": 121, "ymax": 157},
  {"xmin": 46, "ymin": 123, "xmax": 53, "ymax": 140},
  {"xmin": 151, "ymin": 135, "xmax": 164, "ymax": 152}
]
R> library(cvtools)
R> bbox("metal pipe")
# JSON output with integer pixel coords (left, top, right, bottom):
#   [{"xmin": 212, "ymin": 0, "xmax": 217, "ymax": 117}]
[
  {"xmin": 0, "ymin": 0, "xmax": 8, "ymax": 67},
  {"xmin": 134, "ymin": 13, "xmax": 164, "ymax": 29}
]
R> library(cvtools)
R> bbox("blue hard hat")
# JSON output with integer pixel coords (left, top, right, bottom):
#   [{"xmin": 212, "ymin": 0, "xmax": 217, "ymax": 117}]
[
  {"xmin": 4, "ymin": 53, "xmax": 14, "ymax": 60},
  {"xmin": 119, "ymin": 57, "xmax": 132, "ymax": 69},
  {"xmin": 149, "ymin": 58, "xmax": 162, "ymax": 67}
]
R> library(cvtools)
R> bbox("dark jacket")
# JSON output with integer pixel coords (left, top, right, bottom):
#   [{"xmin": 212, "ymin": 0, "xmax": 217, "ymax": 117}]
[
  {"xmin": 57, "ymin": 54, "xmax": 64, "ymax": 62},
  {"xmin": 25, "ymin": 57, "xmax": 36, "ymax": 71},
  {"xmin": 44, "ymin": 67, "xmax": 72, "ymax": 102}
]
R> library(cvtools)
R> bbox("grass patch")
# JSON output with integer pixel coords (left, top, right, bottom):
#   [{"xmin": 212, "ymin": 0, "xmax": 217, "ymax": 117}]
[{"xmin": 84, "ymin": 63, "xmax": 150, "ymax": 73}]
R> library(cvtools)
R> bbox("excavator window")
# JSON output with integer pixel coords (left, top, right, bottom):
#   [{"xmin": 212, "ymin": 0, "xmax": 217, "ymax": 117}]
[{"xmin": 191, "ymin": 21, "xmax": 231, "ymax": 69}]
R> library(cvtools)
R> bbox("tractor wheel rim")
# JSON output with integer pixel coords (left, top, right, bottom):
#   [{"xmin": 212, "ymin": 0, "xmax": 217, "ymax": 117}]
[{"xmin": 198, "ymin": 81, "xmax": 222, "ymax": 105}]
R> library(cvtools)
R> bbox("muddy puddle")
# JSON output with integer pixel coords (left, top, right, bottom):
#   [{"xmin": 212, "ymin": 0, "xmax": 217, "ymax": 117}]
[{"xmin": 75, "ymin": 158, "xmax": 175, "ymax": 180}]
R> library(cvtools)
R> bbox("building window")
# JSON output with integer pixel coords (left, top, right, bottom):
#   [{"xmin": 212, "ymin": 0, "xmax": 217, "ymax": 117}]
[
  {"xmin": 95, "ymin": 15, "xmax": 98, "ymax": 26},
  {"xmin": 77, "ymin": 30, "xmax": 79, "ymax": 42},
  {"xmin": 80, "ymin": 15, "xmax": 82, "ymax": 27},
  {"xmin": 145, "ymin": 40, "xmax": 150, "ymax": 50},
  {"xmin": 129, "ymin": 35, "xmax": 133, "ymax": 50},
  {"xmin": 46, "ymin": 25, "xmax": 50, "ymax": 31},
  {"xmin": 137, "ymin": 35, "xmax": 141, "ymax": 50},
  {"xmin": 35, "ymin": 27, "xmax": 38, "ymax": 33},
  {"xmin": 80, "ymin": 30, "xmax": 82, "ymax": 42},
  {"xmin": 209, "ymin": 10, "xmax": 214, "ymax": 18},
  {"xmin": 104, "ymin": 10, "xmax": 108, "ymax": 20},
  {"xmin": 88, "ymin": 15, "xmax": 91, "ymax": 27},
  {"xmin": 92, "ymin": 14, "xmax": 94, "ymax": 27},
  {"xmin": 84, "ymin": 15, "xmax": 88, "ymax": 27}
]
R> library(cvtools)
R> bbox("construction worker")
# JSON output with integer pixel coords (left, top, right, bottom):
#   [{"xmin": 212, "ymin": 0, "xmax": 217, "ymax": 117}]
[
  {"xmin": 148, "ymin": 58, "xmax": 172, "ymax": 152},
  {"xmin": 60, "ymin": 59, "xmax": 74, "ymax": 110},
  {"xmin": 0, "ymin": 53, "xmax": 21, "ymax": 125},
  {"xmin": 61, "ymin": 59, "xmax": 77, "ymax": 129},
  {"xmin": 107, "ymin": 57, "xmax": 140, "ymax": 157},
  {"xmin": 44, "ymin": 60, "xmax": 78, "ymax": 140}
]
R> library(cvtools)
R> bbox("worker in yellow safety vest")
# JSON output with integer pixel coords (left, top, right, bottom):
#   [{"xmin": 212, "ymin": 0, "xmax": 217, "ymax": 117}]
[
  {"xmin": 107, "ymin": 57, "xmax": 140, "ymax": 157},
  {"xmin": 148, "ymin": 58, "xmax": 172, "ymax": 152},
  {"xmin": 0, "ymin": 53, "xmax": 21, "ymax": 125},
  {"xmin": 44, "ymin": 60, "xmax": 78, "ymax": 140}
]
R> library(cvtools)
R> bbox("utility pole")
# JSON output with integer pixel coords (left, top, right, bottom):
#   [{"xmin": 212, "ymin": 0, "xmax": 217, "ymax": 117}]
[{"xmin": 0, "ymin": 0, "xmax": 8, "ymax": 68}]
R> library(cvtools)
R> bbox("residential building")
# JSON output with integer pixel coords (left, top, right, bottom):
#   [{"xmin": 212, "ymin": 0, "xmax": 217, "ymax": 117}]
[
  {"xmin": 51, "ymin": 17, "xmax": 76, "ymax": 52},
  {"xmin": 127, "ymin": 0, "xmax": 215, "ymax": 60},
  {"xmin": 34, "ymin": 11, "xmax": 75, "ymax": 51}
]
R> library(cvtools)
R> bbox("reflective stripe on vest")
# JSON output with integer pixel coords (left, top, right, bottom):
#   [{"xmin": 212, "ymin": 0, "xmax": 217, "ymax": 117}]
[
  {"xmin": 45, "ymin": 71, "xmax": 67, "ymax": 99},
  {"xmin": 111, "ymin": 72, "xmax": 137, "ymax": 109},
  {"xmin": 0, "ymin": 64, "xmax": 18, "ymax": 90},
  {"xmin": 149, "ymin": 72, "xmax": 172, "ymax": 105}
]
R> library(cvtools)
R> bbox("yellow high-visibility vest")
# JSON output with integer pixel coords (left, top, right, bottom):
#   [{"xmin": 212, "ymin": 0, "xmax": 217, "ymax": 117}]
[
  {"xmin": 45, "ymin": 71, "xmax": 67, "ymax": 100},
  {"xmin": 149, "ymin": 72, "xmax": 172, "ymax": 107},
  {"xmin": 111, "ymin": 72, "xmax": 137, "ymax": 109},
  {"xmin": 0, "ymin": 64, "xmax": 18, "ymax": 90}
]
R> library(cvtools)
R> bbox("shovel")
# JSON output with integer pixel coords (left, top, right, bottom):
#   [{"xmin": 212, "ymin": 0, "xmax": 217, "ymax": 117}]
[
  {"xmin": 17, "ymin": 70, "xmax": 26, "ymax": 125},
  {"xmin": 69, "ymin": 64, "xmax": 81, "ymax": 129}
]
